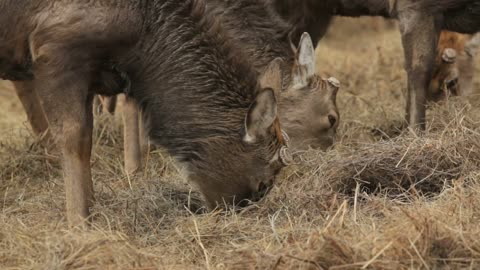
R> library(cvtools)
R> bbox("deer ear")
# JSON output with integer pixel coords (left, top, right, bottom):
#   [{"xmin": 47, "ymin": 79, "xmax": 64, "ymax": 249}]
[
  {"xmin": 292, "ymin": 32, "xmax": 316, "ymax": 88},
  {"xmin": 243, "ymin": 89, "xmax": 277, "ymax": 144},
  {"xmin": 260, "ymin": 58, "xmax": 283, "ymax": 97}
]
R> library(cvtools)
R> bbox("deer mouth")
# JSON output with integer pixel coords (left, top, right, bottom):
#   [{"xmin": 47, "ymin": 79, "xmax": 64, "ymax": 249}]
[
  {"xmin": 253, "ymin": 181, "xmax": 273, "ymax": 201},
  {"xmin": 235, "ymin": 180, "xmax": 274, "ymax": 208}
]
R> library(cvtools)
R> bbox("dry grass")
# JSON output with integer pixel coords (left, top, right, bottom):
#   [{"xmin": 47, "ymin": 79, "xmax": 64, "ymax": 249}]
[{"xmin": 1, "ymin": 18, "xmax": 480, "ymax": 269}]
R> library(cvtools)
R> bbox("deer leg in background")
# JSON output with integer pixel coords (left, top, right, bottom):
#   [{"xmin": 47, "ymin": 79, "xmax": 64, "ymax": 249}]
[
  {"xmin": 12, "ymin": 80, "xmax": 50, "ymax": 139},
  {"xmin": 34, "ymin": 56, "xmax": 95, "ymax": 227},
  {"xmin": 122, "ymin": 94, "xmax": 142, "ymax": 174},
  {"xmin": 398, "ymin": 9, "xmax": 440, "ymax": 130},
  {"xmin": 94, "ymin": 95, "xmax": 118, "ymax": 115},
  {"xmin": 99, "ymin": 95, "xmax": 117, "ymax": 115}
]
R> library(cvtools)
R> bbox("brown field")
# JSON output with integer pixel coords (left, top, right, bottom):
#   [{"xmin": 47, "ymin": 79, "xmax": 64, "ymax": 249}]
[{"xmin": 1, "ymin": 18, "xmax": 480, "ymax": 269}]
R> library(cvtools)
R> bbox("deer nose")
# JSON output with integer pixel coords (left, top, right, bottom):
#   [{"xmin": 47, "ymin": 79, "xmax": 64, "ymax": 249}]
[{"xmin": 328, "ymin": 114, "xmax": 337, "ymax": 128}]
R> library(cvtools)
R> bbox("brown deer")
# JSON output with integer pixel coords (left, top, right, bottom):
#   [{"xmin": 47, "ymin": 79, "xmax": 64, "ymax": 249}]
[
  {"xmin": 267, "ymin": 0, "xmax": 480, "ymax": 130},
  {"xmin": 428, "ymin": 31, "xmax": 479, "ymax": 102},
  {"xmin": 0, "ymin": 0, "xmax": 291, "ymax": 226}
]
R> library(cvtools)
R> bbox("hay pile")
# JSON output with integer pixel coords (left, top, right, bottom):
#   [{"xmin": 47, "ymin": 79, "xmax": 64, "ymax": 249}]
[
  {"xmin": 326, "ymin": 99, "xmax": 480, "ymax": 198},
  {"xmin": 1, "ymin": 18, "xmax": 480, "ymax": 269}
]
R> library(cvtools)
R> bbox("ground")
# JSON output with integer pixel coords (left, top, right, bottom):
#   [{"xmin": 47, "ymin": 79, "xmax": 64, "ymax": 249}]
[{"xmin": 1, "ymin": 18, "xmax": 480, "ymax": 269}]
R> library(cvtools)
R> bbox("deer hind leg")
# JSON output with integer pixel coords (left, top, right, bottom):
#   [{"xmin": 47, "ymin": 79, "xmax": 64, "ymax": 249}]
[
  {"xmin": 98, "ymin": 95, "xmax": 118, "ymax": 115},
  {"xmin": 398, "ymin": 8, "xmax": 440, "ymax": 130},
  {"xmin": 121, "ymin": 95, "xmax": 142, "ymax": 175},
  {"xmin": 12, "ymin": 81, "xmax": 50, "ymax": 139},
  {"xmin": 34, "ymin": 55, "xmax": 95, "ymax": 227}
]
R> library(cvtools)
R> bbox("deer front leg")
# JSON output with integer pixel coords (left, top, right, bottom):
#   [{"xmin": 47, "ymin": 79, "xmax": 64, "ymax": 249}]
[
  {"xmin": 122, "ymin": 95, "xmax": 142, "ymax": 175},
  {"xmin": 398, "ymin": 9, "xmax": 440, "ymax": 130},
  {"xmin": 34, "ymin": 59, "xmax": 94, "ymax": 227},
  {"xmin": 12, "ymin": 81, "xmax": 50, "ymax": 139}
]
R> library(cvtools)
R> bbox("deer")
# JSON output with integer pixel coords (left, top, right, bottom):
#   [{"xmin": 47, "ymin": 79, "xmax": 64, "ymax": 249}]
[
  {"xmin": 428, "ymin": 31, "xmax": 480, "ymax": 102},
  {"xmin": 0, "ymin": 0, "xmax": 291, "ymax": 227}
]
